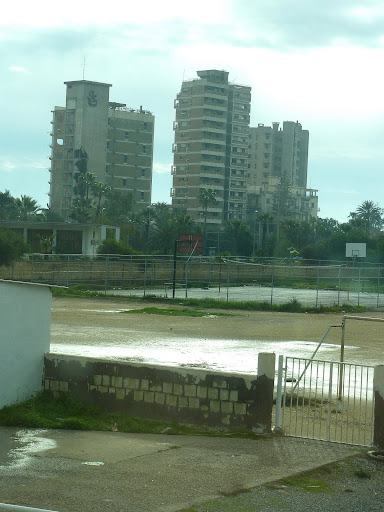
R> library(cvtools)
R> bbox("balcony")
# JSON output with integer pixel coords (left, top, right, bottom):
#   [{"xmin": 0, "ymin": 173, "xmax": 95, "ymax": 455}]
[{"xmin": 171, "ymin": 165, "xmax": 176, "ymax": 175}]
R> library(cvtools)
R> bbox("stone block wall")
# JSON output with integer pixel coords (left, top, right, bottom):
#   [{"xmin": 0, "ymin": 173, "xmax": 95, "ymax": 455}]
[{"xmin": 44, "ymin": 353, "xmax": 275, "ymax": 432}]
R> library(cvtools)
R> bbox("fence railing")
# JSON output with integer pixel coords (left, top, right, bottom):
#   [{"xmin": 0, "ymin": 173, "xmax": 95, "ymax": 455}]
[
  {"xmin": 278, "ymin": 357, "xmax": 374, "ymax": 446},
  {"xmin": 1, "ymin": 254, "xmax": 384, "ymax": 308}
]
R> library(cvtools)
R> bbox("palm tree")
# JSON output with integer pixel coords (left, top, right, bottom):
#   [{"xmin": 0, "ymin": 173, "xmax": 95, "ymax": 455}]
[
  {"xmin": 92, "ymin": 181, "xmax": 111, "ymax": 220},
  {"xmin": 76, "ymin": 172, "xmax": 96, "ymax": 200},
  {"xmin": 68, "ymin": 197, "xmax": 93, "ymax": 224},
  {"xmin": 197, "ymin": 188, "xmax": 217, "ymax": 248},
  {"xmin": 350, "ymin": 200, "xmax": 383, "ymax": 231},
  {"xmin": 0, "ymin": 190, "xmax": 18, "ymax": 220},
  {"xmin": 257, "ymin": 212, "xmax": 274, "ymax": 255},
  {"xmin": 14, "ymin": 195, "xmax": 41, "ymax": 221}
]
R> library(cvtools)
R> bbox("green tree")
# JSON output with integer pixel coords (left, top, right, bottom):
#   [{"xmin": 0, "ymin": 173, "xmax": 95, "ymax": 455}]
[
  {"xmin": 14, "ymin": 195, "xmax": 41, "ymax": 221},
  {"xmin": 0, "ymin": 230, "xmax": 29, "ymax": 266},
  {"xmin": 256, "ymin": 212, "xmax": 274, "ymax": 255},
  {"xmin": 92, "ymin": 181, "xmax": 111, "ymax": 220},
  {"xmin": 68, "ymin": 197, "xmax": 93, "ymax": 224},
  {"xmin": 76, "ymin": 171, "xmax": 96, "ymax": 200},
  {"xmin": 349, "ymin": 200, "xmax": 383, "ymax": 231},
  {"xmin": 102, "ymin": 190, "xmax": 133, "ymax": 225},
  {"xmin": 197, "ymin": 187, "xmax": 217, "ymax": 245},
  {"xmin": 273, "ymin": 173, "xmax": 295, "ymax": 222},
  {"xmin": 97, "ymin": 238, "xmax": 138, "ymax": 255},
  {"xmin": 0, "ymin": 190, "xmax": 18, "ymax": 220},
  {"xmin": 224, "ymin": 220, "xmax": 252, "ymax": 256}
]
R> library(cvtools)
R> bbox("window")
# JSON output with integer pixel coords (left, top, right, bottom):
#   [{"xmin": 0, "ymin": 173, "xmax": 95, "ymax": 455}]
[
  {"xmin": 122, "ymin": 178, "xmax": 127, "ymax": 186},
  {"xmin": 142, "ymin": 145, "xmax": 147, "ymax": 154},
  {"xmin": 143, "ymin": 122, "xmax": 147, "ymax": 129},
  {"xmin": 141, "ymin": 168, "xmax": 146, "ymax": 177},
  {"xmin": 124, "ymin": 155, "xmax": 128, "ymax": 163},
  {"xmin": 106, "ymin": 141, "xmax": 110, "ymax": 149},
  {"xmin": 124, "ymin": 131, "xmax": 129, "ymax": 140},
  {"xmin": 140, "ymin": 192, "xmax": 144, "ymax": 201}
]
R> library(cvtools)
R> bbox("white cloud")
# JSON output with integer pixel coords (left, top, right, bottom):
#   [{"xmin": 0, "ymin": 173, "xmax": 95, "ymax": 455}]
[
  {"xmin": 153, "ymin": 162, "xmax": 172, "ymax": 175},
  {"xmin": 8, "ymin": 66, "xmax": 27, "ymax": 72},
  {"xmin": 1, "ymin": 0, "xmax": 230, "ymax": 28}
]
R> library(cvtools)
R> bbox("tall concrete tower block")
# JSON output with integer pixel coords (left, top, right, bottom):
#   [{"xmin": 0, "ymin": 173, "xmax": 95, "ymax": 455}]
[
  {"xmin": 171, "ymin": 70, "xmax": 251, "ymax": 228},
  {"xmin": 49, "ymin": 80, "xmax": 154, "ymax": 219}
]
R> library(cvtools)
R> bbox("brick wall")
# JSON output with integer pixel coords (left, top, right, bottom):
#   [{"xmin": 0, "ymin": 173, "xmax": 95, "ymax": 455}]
[{"xmin": 44, "ymin": 353, "xmax": 275, "ymax": 432}]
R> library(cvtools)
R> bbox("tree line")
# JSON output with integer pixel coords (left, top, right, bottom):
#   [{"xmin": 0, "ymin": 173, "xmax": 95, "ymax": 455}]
[{"xmin": 1, "ymin": 179, "xmax": 384, "ymax": 263}]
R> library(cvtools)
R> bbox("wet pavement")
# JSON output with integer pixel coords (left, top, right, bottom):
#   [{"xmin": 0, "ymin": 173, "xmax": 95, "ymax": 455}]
[{"xmin": 0, "ymin": 428, "xmax": 363, "ymax": 512}]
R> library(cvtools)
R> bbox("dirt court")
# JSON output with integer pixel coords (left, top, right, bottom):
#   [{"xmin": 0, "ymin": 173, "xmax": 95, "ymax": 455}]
[{"xmin": 50, "ymin": 297, "xmax": 384, "ymax": 368}]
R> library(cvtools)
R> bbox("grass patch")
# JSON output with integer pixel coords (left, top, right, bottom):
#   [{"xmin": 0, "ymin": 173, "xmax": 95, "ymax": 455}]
[
  {"xmin": 278, "ymin": 475, "xmax": 332, "ymax": 493},
  {"xmin": 51, "ymin": 285, "xmax": 367, "ymax": 314},
  {"xmin": 0, "ymin": 392, "xmax": 262, "ymax": 439},
  {"xmin": 354, "ymin": 468, "xmax": 371, "ymax": 479},
  {"xmin": 120, "ymin": 307, "xmax": 232, "ymax": 317}
]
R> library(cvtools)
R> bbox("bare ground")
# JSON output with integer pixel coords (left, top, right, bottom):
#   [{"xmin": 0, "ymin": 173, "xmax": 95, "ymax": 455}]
[{"xmin": 51, "ymin": 297, "xmax": 384, "ymax": 367}]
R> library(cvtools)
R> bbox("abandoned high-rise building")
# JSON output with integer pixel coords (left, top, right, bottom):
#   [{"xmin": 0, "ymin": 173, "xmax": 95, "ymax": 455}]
[
  {"xmin": 49, "ymin": 80, "xmax": 154, "ymax": 219},
  {"xmin": 171, "ymin": 70, "xmax": 251, "ymax": 228},
  {"xmin": 248, "ymin": 121, "xmax": 318, "ymax": 222}
]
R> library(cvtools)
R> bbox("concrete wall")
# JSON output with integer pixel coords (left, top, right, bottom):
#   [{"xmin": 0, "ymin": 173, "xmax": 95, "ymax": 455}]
[
  {"xmin": 44, "ymin": 353, "xmax": 276, "ymax": 432},
  {"xmin": 374, "ymin": 365, "xmax": 384, "ymax": 448},
  {"xmin": 0, "ymin": 281, "xmax": 52, "ymax": 408}
]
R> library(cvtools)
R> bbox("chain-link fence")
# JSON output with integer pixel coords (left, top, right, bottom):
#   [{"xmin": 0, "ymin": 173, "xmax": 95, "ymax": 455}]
[{"xmin": 1, "ymin": 254, "xmax": 384, "ymax": 308}]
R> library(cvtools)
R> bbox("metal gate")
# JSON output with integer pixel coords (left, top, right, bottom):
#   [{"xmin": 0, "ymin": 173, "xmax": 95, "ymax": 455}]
[{"xmin": 275, "ymin": 357, "xmax": 374, "ymax": 446}]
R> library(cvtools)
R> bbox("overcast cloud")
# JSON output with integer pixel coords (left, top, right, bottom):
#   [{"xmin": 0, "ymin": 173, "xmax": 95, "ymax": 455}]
[{"xmin": 1, "ymin": 0, "xmax": 383, "ymax": 221}]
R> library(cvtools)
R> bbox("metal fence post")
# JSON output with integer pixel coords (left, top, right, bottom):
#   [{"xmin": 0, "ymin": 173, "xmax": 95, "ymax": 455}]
[
  {"xmin": 226, "ymin": 259, "xmax": 230, "ymax": 302},
  {"xmin": 274, "ymin": 355, "xmax": 284, "ymax": 431},
  {"xmin": 316, "ymin": 265, "xmax": 320, "ymax": 308},
  {"xmin": 327, "ymin": 362, "xmax": 334, "ymax": 441},
  {"xmin": 270, "ymin": 265, "xmax": 274, "ymax": 305},
  {"xmin": 144, "ymin": 257, "xmax": 147, "ymax": 297},
  {"xmin": 30, "ymin": 253, "xmax": 34, "ymax": 282},
  {"xmin": 104, "ymin": 255, "xmax": 109, "ymax": 295},
  {"xmin": 358, "ymin": 268, "xmax": 361, "ymax": 306},
  {"xmin": 66, "ymin": 255, "xmax": 70, "ymax": 287}
]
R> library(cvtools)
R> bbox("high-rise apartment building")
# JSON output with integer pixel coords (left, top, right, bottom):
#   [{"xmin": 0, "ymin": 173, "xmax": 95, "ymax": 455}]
[
  {"xmin": 171, "ymin": 70, "xmax": 251, "ymax": 228},
  {"xmin": 49, "ymin": 80, "xmax": 154, "ymax": 219},
  {"xmin": 248, "ymin": 121, "xmax": 318, "ymax": 222}
]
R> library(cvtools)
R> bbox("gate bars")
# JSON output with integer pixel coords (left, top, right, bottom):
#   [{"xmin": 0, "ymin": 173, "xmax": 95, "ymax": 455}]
[{"xmin": 275, "ymin": 356, "xmax": 374, "ymax": 446}]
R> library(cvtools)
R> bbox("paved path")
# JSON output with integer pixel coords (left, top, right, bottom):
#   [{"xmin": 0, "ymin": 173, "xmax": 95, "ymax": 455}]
[{"xmin": 0, "ymin": 428, "xmax": 362, "ymax": 512}]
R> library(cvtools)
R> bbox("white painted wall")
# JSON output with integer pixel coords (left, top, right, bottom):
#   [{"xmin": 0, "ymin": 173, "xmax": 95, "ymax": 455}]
[{"xmin": 0, "ymin": 281, "xmax": 52, "ymax": 408}]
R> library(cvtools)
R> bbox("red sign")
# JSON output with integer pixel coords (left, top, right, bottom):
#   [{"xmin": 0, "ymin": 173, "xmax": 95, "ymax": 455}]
[{"xmin": 177, "ymin": 234, "xmax": 204, "ymax": 255}]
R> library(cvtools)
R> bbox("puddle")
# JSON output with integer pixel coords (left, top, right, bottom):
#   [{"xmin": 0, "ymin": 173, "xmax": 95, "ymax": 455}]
[
  {"xmin": 82, "ymin": 309, "xmax": 128, "ymax": 313},
  {"xmin": 50, "ymin": 338, "xmax": 356, "ymax": 374},
  {"xmin": 0, "ymin": 429, "xmax": 56, "ymax": 470}
]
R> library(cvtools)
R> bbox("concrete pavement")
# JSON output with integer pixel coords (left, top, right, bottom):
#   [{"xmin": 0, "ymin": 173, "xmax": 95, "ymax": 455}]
[{"xmin": 0, "ymin": 428, "xmax": 364, "ymax": 512}]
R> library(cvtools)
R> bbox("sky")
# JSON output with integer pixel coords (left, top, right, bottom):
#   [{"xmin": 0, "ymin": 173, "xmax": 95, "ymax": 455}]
[{"xmin": 1, "ymin": 0, "xmax": 383, "ymax": 223}]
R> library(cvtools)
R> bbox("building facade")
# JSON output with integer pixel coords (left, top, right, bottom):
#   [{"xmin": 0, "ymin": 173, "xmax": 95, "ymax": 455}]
[
  {"xmin": 171, "ymin": 70, "xmax": 251, "ymax": 228},
  {"xmin": 248, "ymin": 121, "xmax": 318, "ymax": 222},
  {"xmin": 49, "ymin": 80, "xmax": 154, "ymax": 219}
]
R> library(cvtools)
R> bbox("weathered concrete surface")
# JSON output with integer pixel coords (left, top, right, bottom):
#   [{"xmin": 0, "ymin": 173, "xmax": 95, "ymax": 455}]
[{"xmin": 0, "ymin": 429, "xmax": 362, "ymax": 512}]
